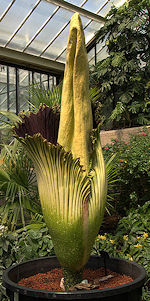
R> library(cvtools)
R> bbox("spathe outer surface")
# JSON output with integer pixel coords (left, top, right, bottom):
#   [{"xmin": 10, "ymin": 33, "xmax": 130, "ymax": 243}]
[{"xmin": 58, "ymin": 13, "xmax": 93, "ymax": 172}]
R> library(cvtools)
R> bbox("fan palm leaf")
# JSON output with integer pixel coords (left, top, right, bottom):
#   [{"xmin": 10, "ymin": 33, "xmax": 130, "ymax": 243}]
[
  {"xmin": 0, "ymin": 140, "xmax": 40, "ymax": 230},
  {"xmin": 27, "ymin": 81, "xmax": 62, "ymax": 113}
]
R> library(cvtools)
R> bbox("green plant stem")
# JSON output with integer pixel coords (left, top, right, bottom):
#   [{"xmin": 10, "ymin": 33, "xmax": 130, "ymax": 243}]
[{"xmin": 62, "ymin": 267, "xmax": 83, "ymax": 290}]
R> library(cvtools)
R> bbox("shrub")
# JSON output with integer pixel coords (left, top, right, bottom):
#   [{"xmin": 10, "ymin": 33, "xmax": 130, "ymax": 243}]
[
  {"xmin": 0, "ymin": 139, "xmax": 40, "ymax": 231},
  {"xmin": 0, "ymin": 223, "xmax": 54, "ymax": 301},
  {"xmin": 90, "ymin": 0, "xmax": 150, "ymax": 129},
  {"xmin": 0, "ymin": 203, "xmax": 149, "ymax": 300},
  {"xmin": 103, "ymin": 130, "xmax": 150, "ymax": 215},
  {"xmin": 93, "ymin": 201, "xmax": 150, "ymax": 301}
]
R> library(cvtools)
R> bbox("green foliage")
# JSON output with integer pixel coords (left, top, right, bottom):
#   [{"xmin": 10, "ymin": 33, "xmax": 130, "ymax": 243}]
[
  {"xmin": 102, "ymin": 130, "xmax": 150, "ymax": 215},
  {"xmin": 89, "ymin": 88, "xmax": 103, "ymax": 128},
  {"xmin": 93, "ymin": 201, "xmax": 150, "ymax": 301},
  {"xmin": 0, "ymin": 139, "xmax": 40, "ymax": 230},
  {"xmin": 0, "ymin": 111, "xmax": 22, "ymax": 145},
  {"xmin": 90, "ymin": 0, "xmax": 150, "ymax": 129},
  {"xmin": 0, "ymin": 202, "xmax": 149, "ymax": 300},
  {"xmin": 0, "ymin": 111, "xmax": 22, "ymax": 128},
  {"xmin": 0, "ymin": 223, "xmax": 54, "ymax": 301},
  {"xmin": 28, "ymin": 81, "xmax": 62, "ymax": 113},
  {"xmin": 28, "ymin": 81, "xmax": 103, "ymax": 130}
]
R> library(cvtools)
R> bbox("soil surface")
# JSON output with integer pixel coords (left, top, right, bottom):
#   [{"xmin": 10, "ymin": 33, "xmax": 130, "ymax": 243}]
[{"xmin": 18, "ymin": 267, "xmax": 133, "ymax": 291}]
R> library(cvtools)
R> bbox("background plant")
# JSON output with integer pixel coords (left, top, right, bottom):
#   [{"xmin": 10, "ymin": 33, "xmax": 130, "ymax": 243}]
[
  {"xmin": 0, "ymin": 223, "xmax": 54, "ymax": 301},
  {"xmin": 0, "ymin": 202, "xmax": 149, "ymax": 300},
  {"xmin": 90, "ymin": 0, "xmax": 150, "ymax": 129},
  {"xmin": 0, "ymin": 111, "xmax": 22, "ymax": 146},
  {"xmin": 27, "ymin": 81, "xmax": 103, "ymax": 129},
  {"xmin": 27, "ymin": 81, "xmax": 62, "ymax": 113},
  {"xmin": 0, "ymin": 139, "xmax": 40, "ymax": 231},
  {"xmin": 102, "ymin": 130, "xmax": 150, "ymax": 216},
  {"xmin": 93, "ymin": 201, "xmax": 150, "ymax": 301}
]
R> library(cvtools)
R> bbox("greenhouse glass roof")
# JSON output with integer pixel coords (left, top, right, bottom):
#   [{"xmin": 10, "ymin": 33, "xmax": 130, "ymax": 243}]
[{"xmin": 0, "ymin": 0, "xmax": 126, "ymax": 73}]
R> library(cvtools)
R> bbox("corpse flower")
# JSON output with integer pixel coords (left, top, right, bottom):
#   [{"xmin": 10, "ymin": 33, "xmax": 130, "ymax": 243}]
[{"xmin": 13, "ymin": 13, "xmax": 107, "ymax": 290}]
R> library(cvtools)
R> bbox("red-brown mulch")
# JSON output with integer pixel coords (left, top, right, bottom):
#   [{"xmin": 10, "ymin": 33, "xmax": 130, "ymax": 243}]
[{"xmin": 18, "ymin": 267, "xmax": 133, "ymax": 291}]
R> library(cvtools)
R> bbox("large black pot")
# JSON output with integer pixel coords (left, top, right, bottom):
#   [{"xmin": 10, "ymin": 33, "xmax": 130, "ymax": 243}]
[{"xmin": 3, "ymin": 255, "xmax": 146, "ymax": 301}]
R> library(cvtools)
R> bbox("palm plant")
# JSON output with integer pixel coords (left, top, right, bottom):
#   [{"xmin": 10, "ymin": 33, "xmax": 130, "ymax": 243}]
[
  {"xmin": 0, "ymin": 139, "xmax": 40, "ymax": 231},
  {"xmin": 0, "ymin": 111, "xmax": 22, "ymax": 145},
  {"xmin": 27, "ymin": 70, "xmax": 102, "ymax": 128},
  {"xmin": 27, "ymin": 81, "xmax": 62, "ymax": 113},
  {"xmin": 13, "ymin": 13, "xmax": 107, "ymax": 290}
]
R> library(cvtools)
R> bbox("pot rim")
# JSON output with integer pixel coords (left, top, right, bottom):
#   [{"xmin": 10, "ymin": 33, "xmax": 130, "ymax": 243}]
[{"xmin": 3, "ymin": 255, "xmax": 146, "ymax": 299}]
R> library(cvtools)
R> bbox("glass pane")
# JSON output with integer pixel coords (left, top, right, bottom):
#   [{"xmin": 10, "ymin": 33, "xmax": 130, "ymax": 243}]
[
  {"xmin": 43, "ymin": 14, "xmax": 89, "ymax": 61},
  {"xmin": 63, "ymin": 0, "xmax": 83, "ymax": 5},
  {"xmin": 88, "ymin": 48, "xmax": 95, "ymax": 66},
  {"xmin": 0, "ymin": 0, "xmax": 12, "ymax": 17},
  {"xmin": 28, "ymin": 71, "xmax": 33, "ymax": 109},
  {"xmin": 26, "ymin": 8, "xmax": 73, "ymax": 56},
  {"xmin": 8, "ymin": 1, "xmax": 57, "ymax": 51},
  {"xmin": 49, "ymin": 76, "xmax": 56, "ymax": 89},
  {"xmin": 97, "ymin": 37, "xmax": 107, "ymax": 52},
  {"xmin": 83, "ymin": 0, "xmax": 107, "ymax": 13},
  {"xmin": 0, "ymin": 65, "xmax": 7, "ymax": 111},
  {"xmin": 9, "ymin": 67, "xmax": 16, "ymax": 113},
  {"xmin": 57, "ymin": 50, "xmax": 67, "ymax": 64},
  {"xmin": 98, "ymin": 1, "xmax": 115, "ymax": 17},
  {"xmin": 113, "ymin": 0, "xmax": 126, "ymax": 8},
  {"xmin": 97, "ymin": 46, "xmax": 108, "ymax": 62},
  {"xmin": 43, "ymin": 25, "xmax": 70, "ymax": 60},
  {"xmin": 84, "ymin": 21, "xmax": 103, "ymax": 44},
  {"xmin": 80, "ymin": 15, "xmax": 91, "ymax": 28},
  {"xmin": 34, "ymin": 72, "xmax": 41, "ymax": 83},
  {"xmin": 89, "ymin": 57, "xmax": 95, "ymax": 67},
  {"xmin": 0, "ymin": 0, "xmax": 38, "ymax": 46},
  {"xmin": 41, "ymin": 74, "xmax": 48, "ymax": 89},
  {"xmin": 19, "ymin": 69, "xmax": 29, "ymax": 112}
]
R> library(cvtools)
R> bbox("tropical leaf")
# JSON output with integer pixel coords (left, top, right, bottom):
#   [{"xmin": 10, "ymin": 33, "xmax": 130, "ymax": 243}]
[
  {"xmin": 0, "ymin": 169, "xmax": 10, "ymax": 182},
  {"xmin": 89, "ymin": 87, "xmax": 101, "ymax": 103},
  {"xmin": 109, "ymin": 102, "xmax": 125, "ymax": 121},
  {"xmin": 0, "ymin": 140, "xmax": 39, "ymax": 230},
  {"xmin": 28, "ymin": 81, "xmax": 62, "ymax": 112},
  {"xmin": 0, "ymin": 111, "xmax": 22, "ymax": 127},
  {"xmin": 90, "ymin": 0, "xmax": 150, "ymax": 129}
]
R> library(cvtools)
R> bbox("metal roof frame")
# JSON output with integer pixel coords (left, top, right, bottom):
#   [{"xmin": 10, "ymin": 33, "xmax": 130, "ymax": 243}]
[
  {"xmin": 44, "ymin": 0, "xmax": 105, "ymax": 23},
  {"xmin": 0, "ymin": 47, "xmax": 65, "ymax": 76},
  {"xmin": 0, "ymin": 0, "xmax": 120, "ymax": 75},
  {"xmin": 56, "ymin": 0, "xmax": 110, "ymax": 61},
  {"xmin": 5, "ymin": 0, "xmax": 41, "ymax": 47},
  {"xmin": 0, "ymin": 0, "xmax": 16, "ymax": 22},
  {"xmin": 40, "ymin": 0, "xmax": 106, "ymax": 58},
  {"xmin": 23, "ymin": 6, "xmax": 60, "ymax": 53}
]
